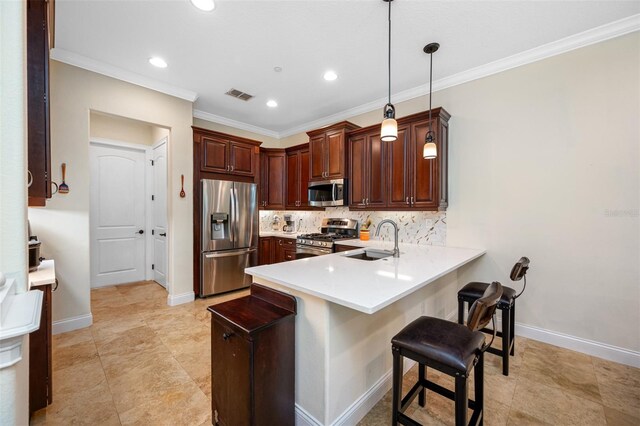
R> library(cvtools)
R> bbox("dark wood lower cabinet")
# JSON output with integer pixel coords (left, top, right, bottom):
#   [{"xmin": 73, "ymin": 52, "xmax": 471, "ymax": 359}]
[
  {"xmin": 208, "ymin": 284, "xmax": 296, "ymax": 426},
  {"xmin": 29, "ymin": 283, "xmax": 52, "ymax": 416},
  {"xmin": 260, "ymin": 237, "xmax": 296, "ymax": 264}
]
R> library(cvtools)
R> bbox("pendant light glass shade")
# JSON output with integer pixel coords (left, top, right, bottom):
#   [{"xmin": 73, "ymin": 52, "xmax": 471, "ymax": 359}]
[
  {"xmin": 381, "ymin": 103, "xmax": 397, "ymax": 142},
  {"xmin": 423, "ymin": 141, "xmax": 437, "ymax": 159}
]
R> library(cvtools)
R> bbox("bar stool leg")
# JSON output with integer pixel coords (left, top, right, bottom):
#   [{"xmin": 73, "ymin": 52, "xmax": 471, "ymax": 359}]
[
  {"xmin": 457, "ymin": 298, "xmax": 465, "ymax": 324},
  {"xmin": 501, "ymin": 308, "xmax": 510, "ymax": 376},
  {"xmin": 454, "ymin": 375, "xmax": 468, "ymax": 426},
  {"xmin": 392, "ymin": 349, "xmax": 403, "ymax": 426},
  {"xmin": 510, "ymin": 304, "xmax": 516, "ymax": 356},
  {"xmin": 474, "ymin": 352, "xmax": 484, "ymax": 426},
  {"xmin": 418, "ymin": 363, "xmax": 426, "ymax": 407}
]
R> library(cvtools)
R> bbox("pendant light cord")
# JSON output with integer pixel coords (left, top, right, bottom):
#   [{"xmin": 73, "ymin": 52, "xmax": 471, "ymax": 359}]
[
  {"xmin": 428, "ymin": 50, "xmax": 433, "ymax": 130},
  {"xmin": 388, "ymin": 0, "xmax": 391, "ymax": 105}
]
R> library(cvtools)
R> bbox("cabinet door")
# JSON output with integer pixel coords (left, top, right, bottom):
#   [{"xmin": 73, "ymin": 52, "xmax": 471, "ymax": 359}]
[
  {"xmin": 410, "ymin": 119, "xmax": 439, "ymax": 209},
  {"xmin": 348, "ymin": 134, "xmax": 367, "ymax": 209},
  {"xmin": 259, "ymin": 237, "xmax": 273, "ymax": 265},
  {"xmin": 285, "ymin": 151, "xmax": 299, "ymax": 209},
  {"xmin": 201, "ymin": 136, "xmax": 229, "ymax": 173},
  {"xmin": 367, "ymin": 133, "xmax": 387, "ymax": 208},
  {"xmin": 230, "ymin": 142, "xmax": 255, "ymax": 176},
  {"xmin": 265, "ymin": 152, "xmax": 285, "ymax": 209},
  {"xmin": 326, "ymin": 130, "xmax": 345, "ymax": 179},
  {"xmin": 299, "ymin": 149, "xmax": 310, "ymax": 208},
  {"xmin": 211, "ymin": 320, "xmax": 250, "ymax": 426},
  {"xmin": 387, "ymin": 125, "xmax": 411, "ymax": 208},
  {"xmin": 27, "ymin": 0, "xmax": 51, "ymax": 206},
  {"xmin": 309, "ymin": 135, "xmax": 326, "ymax": 181}
]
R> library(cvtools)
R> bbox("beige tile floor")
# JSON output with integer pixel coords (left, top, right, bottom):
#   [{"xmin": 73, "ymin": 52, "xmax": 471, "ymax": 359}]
[{"xmin": 32, "ymin": 281, "xmax": 639, "ymax": 425}]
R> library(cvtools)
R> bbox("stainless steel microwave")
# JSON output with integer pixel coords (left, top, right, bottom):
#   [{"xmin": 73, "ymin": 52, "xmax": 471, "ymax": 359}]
[{"xmin": 308, "ymin": 179, "xmax": 345, "ymax": 207}]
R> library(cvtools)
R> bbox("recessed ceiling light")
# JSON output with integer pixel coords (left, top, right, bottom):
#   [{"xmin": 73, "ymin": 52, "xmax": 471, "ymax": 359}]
[
  {"xmin": 190, "ymin": 0, "xmax": 215, "ymax": 12},
  {"xmin": 274, "ymin": 66, "xmax": 283, "ymax": 73},
  {"xmin": 266, "ymin": 100, "xmax": 278, "ymax": 108},
  {"xmin": 149, "ymin": 57, "xmax": 167, "ymax": 68},
  {"xmin": 324, "ymin": 70, "xmax": 338, "ymax": 81}
]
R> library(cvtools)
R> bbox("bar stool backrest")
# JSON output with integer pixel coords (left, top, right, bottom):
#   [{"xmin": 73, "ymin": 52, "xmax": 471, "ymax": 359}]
[
  {"xmin": 510, "ymin": 257, "xmax": 530, "ymax": 281},
  {"xmin": 466, "ymin": 281, "xmax": 503, "ymax": 332}
]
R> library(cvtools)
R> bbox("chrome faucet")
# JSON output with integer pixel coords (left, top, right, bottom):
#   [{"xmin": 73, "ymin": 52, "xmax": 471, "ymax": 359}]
[{"xmin": 375, "ymin": 219, "xmax": 400, "ymax": 258}]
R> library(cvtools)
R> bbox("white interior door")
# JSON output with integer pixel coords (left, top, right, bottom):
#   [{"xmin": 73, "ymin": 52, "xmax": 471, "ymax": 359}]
[
  {"xmin": 90, "ymin": 142, "xmax": 146, "ymax": 287},
  {"xmin": 152, "ymin": 140, "xmax": 168, "ymax": 287}
]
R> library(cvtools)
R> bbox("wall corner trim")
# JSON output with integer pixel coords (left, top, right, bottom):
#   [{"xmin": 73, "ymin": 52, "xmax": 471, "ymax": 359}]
[{"xmin": 167, "ymin": 291, "xmax": 195, "ymax": 307}]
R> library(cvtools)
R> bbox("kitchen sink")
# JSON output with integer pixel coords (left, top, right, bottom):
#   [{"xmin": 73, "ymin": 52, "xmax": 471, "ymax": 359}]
[{"xmin": 343, "ymin": 249, "xmax": 394, "ymax": 261}]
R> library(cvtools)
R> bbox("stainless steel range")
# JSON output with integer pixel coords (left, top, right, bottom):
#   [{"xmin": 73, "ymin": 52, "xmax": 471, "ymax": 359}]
[{"xmin": 296, "ymin": 218, "xmax": 359, "ymax": 257}]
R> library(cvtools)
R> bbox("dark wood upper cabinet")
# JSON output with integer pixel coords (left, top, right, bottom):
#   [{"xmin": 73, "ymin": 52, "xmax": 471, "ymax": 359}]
[
  {"xmin": 259, "ymin": 148, "xmax": 286, "ymax": 210},
  {"xmin": 348, "ymin": 131, "xmax": 387, "ymax": 209},
  {"xmin": 307, "ymin": 121, "xmax": 359, "ymax": 182},
  {"xmin": 347, "ymin": 108, "xmax": 450, "ymax": 211},
  {"xmin": 27, "ymin": 0, "xmax": 52, "ymax": 207},
  {"xmin": 201, "ymin": 136, "xmax": 229, "ymax": 173},
  {"xmin": 194, "ymin": 127, "xmax": 260, "ymax": 177},
  {"xmin": 386, "ymin": 125, "xmax": 411, "ymax": 209},
  {"xmin": 285, "ymin": 144, "xmax": 311, "ymax": 209}
]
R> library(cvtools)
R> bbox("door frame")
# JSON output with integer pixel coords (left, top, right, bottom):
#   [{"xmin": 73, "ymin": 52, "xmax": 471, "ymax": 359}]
[
  {"xmin": 89, "ymin": 137, "xmax": 169, "ymax": 288},
  {"xmin": 146, "ymin": 137, "xmax": 169, "ymax": 285}
]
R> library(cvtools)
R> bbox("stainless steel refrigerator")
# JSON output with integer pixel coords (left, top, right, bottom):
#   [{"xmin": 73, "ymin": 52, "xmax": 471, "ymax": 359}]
[{"xmin": 200, "ymin": 179, "xmax": 258, "ymax": 296}]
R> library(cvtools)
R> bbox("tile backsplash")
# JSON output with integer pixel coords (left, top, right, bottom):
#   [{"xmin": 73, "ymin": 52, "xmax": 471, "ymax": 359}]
[{"xmin": 260, "ymin": 207, "xmax": 446, "ymax": 246}]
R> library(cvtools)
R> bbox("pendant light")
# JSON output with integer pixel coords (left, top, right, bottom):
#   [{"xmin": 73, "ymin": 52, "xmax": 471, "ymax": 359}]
[
  {"xmin": 423, "ymin": 42, "xmax": 439, "ymax": 159},
  {"xmin": 380, "ymin": 0, "xmax": 397, "ymax": 142}
]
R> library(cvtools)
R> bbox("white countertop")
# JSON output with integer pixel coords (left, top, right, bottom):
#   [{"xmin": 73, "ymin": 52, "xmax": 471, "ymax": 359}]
[
  {"xmin": 29, "ymin": 260, "xmax": 56, "ymax": 288},
  {"xmin": 246, "ymin": 243, "xmax": 485, "ymax": 314}
]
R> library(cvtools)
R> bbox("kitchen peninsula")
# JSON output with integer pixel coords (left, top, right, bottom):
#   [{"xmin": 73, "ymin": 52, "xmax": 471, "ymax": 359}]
[{"xmin": 245, "ymin": 243, "xmax": 484, "ymax": 425}]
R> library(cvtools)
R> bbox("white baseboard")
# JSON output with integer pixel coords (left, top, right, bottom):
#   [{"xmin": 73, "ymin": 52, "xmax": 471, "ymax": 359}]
[
  {"xmin": 52, "ymin": 313, "xmax": 93, "ymax": 335},
  {"xmin": 515, "ymin": 323, "xmax": 640, "ymax": 369},
  {"xmin": 167, "ymin": 291, "xmax": 194, "ymax": 306},
  {"xmin": 461, "ymin": 305, "xmax": 640, "ymax": 368}
]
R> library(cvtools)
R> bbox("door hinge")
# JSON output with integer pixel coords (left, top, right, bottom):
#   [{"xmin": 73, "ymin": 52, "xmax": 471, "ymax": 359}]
[
  {"xmin": 151, "ymin": 264, "xmax": 155, "ymax": 270},
  {"xmin": 151, "ymin": 195, "xmax": 155, "ymax": 201},
  {"xmin": 152, "ymin": 230, "xmax": 155, "ymax": 235},
  {"xmin": 150, "ymin": 160, "xmax": 154, "ymax": 166}
]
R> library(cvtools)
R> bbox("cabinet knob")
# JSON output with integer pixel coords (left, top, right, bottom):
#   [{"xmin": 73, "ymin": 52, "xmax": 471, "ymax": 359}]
[
  {"xmin": 230, "ymin": 165, "xmax": 234, "ymax": 172},
  {"xmin": 406, "ymin": 197, "xmax": 410, "ymax": 205},
  {"xmin": 410, "ymin": 196, "xmax": 414, "ymax": 205},
  {"xmin": 222, "ymin": 332, "xmax": 234, "ymax": 341}
]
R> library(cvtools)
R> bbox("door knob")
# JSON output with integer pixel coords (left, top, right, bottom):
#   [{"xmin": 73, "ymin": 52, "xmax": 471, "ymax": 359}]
[
  {"xmin": 137, "ymin": 230, "xmax": 144, "ymax": 234},
  {"xmin": 159, "ymin": 233, "xmax": 167, "ymax": 237}
]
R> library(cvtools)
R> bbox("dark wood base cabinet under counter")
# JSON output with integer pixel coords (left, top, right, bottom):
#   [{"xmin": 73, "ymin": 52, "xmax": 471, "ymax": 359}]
[{"xmin": 208, "ymin": 284, "xmax": 296, "ymax": 426}]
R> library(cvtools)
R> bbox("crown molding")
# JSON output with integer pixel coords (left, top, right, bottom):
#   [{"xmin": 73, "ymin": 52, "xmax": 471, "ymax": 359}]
[
  {"xmin": 50, "ymin": 48, "xmax": 199, "ymax": 102},
  {"xmin": 275, "ymin": 14, "xmax": 640, "ymax": 138},
  {"xmin": 193, "ymin": 110, "xmax": 280, "ymax": 139}
]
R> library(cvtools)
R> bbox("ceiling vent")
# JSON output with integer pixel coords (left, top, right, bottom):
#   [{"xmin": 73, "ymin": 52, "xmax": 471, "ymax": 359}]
[{"xmin": 225, "ymin": 88, "xmax": 254, "ymax": 101}]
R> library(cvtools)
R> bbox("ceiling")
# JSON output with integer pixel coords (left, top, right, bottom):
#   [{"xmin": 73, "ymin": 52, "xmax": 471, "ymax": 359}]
[{"xmin": 55, "ymin": 1, "xmax": 639, "ymax": 137}]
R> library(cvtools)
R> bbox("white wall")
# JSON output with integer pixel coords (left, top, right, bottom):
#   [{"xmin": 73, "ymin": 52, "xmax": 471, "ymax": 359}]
[
  {"xmin": 444, "ymin": 33, "xmax": 640, "ymax": 353},
  {"xmin": 29, "ymin": 61, "xmax": 194, "ymax": 328},
  {"xmin": 0, "ymin": 1, "xmax": 30, "ymax": 424},
  {"xmin": 90, "ymin": 111, "xmax": 155, "ymax": 145}
]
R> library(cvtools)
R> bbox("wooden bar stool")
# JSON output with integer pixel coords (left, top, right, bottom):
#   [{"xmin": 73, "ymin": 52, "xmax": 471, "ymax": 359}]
[
  {"xmin": 391, "ymin": 282, "xmax": 503, "ymax": 426},
  {"xmin": 457, "ymin": 257, "xmax": 530, "ymax": 376}
]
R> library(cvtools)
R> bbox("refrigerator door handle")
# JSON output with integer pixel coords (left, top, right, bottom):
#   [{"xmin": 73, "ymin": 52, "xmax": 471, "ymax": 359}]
[
  {"xmin": 229, "ymin": 187, "xmax": 235, "ymax": 243},
  {"xmin": 232, "ymin": 186, "xmax": 240, "ymax": 246},
  {"xmin": 204, "ymin": 248, "xmax": 257, "ymax": 259}
]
